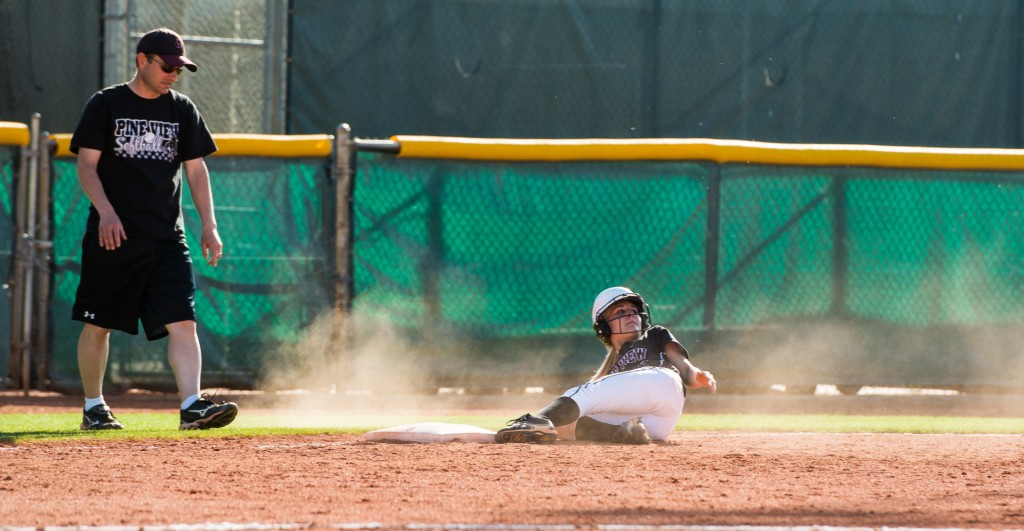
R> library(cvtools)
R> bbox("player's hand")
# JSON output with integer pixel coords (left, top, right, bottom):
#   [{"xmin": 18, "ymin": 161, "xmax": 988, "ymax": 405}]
[
  {"xmin": 97, "ymin": 213, "xmax": 127, "ymax": 250},
  {"xmin": 694, "ymin": 370, "xmax": 717, "ymax": 393}
]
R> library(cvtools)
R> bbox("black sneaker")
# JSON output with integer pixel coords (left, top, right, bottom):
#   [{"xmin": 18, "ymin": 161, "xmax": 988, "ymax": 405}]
[
  {"xmin": 179, "ymin": 394, "xmax": 238, "ymax": 430},
  {"xmin": 81, "ymin": 404, "xmax": 124, "ymax": 430},
  {"xmin": 495, "ymin": 413, "xmax": 559, "ymax": 444}
]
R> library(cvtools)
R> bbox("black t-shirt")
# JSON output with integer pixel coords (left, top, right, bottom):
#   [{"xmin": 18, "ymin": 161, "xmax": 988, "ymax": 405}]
[
  {"xmin": 607, "ymin": 326, "xmax": 688, "ymax": 375},
  {"xmin": 70, "ymin": 84, "xmax": 217, "ymax": 239}
]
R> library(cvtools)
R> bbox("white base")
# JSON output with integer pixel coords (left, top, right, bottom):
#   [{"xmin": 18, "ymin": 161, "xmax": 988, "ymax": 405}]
[{"xmin": 363, "ymin": 422, "xmax": 498, "ymax": 443}]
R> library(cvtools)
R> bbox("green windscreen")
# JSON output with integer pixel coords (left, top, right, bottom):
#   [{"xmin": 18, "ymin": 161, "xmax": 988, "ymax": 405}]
[
  {"xmin": 844, "ymin": 173, "xmax": 1024, "ymax": 325},
  {"xmin": 351, "ymin": 153, "xmax": 1024, "ymax": 390},
  {"xmin": 353, "ymin": 153, "xmax": 708, "ymax": 336},
  {"xmin": 36, "ymin": 147, "xmax": 1024, "ymax": 392},
  {"xmin": 0, "ymin": 146, "xmax": 17, "ymax": 383}
]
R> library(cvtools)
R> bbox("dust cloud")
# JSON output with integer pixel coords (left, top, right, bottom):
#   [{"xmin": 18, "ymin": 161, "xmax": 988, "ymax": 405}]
[
  {"xmin": 246, "ymin": 288, "xmax": 1024, "ymax": 426},
  {"xmin": 249, "ymin": 309, "xmax": 572, "ymax": 427}
]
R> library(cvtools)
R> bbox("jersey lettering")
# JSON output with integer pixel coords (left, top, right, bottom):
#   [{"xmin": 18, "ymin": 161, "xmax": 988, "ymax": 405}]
[
  {"xmin": 608, "ymin": 326, "xmax": 680, "ymax": 375},
  {"xmin": 113, "ymin": 118, "xmax": 178, "ymax": 161},
  {"xmin": 612, "ymin": 346, "xmax": 667, "ymax": 373}
]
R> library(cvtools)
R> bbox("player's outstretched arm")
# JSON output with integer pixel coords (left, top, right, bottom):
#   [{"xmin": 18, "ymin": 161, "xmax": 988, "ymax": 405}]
[
  {"xmin": 690, "ymin": 369, "xmax": 717, "ymax": 393},
  {"xmin": 665, "ymin": 342, "xmax": 717, "ymax": 393}
]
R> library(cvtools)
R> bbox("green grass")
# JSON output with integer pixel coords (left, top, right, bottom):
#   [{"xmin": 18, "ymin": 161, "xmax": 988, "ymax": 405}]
[{"xmin": 3, "ymin": 411, "xmax": 1023, "ymax": 445}]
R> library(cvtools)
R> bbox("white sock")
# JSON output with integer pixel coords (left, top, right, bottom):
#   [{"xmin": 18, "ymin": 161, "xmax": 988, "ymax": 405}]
[
  {"xmin": 84, "ymin": 396, "xmax": 105, "ymax": 410},
  {"xmin": 181, "ymin": 394, "xmax": 200, "ymax": 410}
]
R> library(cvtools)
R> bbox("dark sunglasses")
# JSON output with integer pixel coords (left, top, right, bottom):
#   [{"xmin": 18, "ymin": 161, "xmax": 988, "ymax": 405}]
[{"xmin": 147, "ymin": 55, "xmax": 183, "ymax": 75}]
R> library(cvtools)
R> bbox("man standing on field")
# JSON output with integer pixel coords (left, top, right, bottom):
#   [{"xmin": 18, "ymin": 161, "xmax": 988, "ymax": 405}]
[{"xmin": 69, "ymin": 27, "xmax": 238, "ymax": 431}]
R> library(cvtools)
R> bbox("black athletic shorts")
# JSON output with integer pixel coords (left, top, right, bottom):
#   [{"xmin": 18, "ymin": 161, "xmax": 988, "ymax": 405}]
[{"xmin": 72, "ymin": 234, "xmax": 197, "ymax": 340}]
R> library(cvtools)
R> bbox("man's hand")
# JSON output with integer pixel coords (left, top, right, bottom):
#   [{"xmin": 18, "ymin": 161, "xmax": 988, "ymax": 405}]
[
  {"xmin": 201, "ymin": 226, "xmax": 223, "ymax": 267},
  {"xmin": 97, "ymin": 211, "xmax": 127, "ymax": 250},
  {"xmin": 77, "ymin": 147, "xmax": 126, "ymax": 251},
  {"xmin": 200, "ymin": 226, "xmax": 223, "ymax": 268}
]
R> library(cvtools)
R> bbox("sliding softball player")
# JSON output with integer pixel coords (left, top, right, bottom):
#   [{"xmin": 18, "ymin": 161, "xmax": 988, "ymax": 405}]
[{"xmin": 497, "ymin": 286, "xmax": 716, "ymax": 444}]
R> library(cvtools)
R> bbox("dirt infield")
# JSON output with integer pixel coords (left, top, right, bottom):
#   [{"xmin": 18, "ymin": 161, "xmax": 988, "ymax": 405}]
[{"xmin": 2, "ymin": 392, "xmax": 1023, "ymax": 529}]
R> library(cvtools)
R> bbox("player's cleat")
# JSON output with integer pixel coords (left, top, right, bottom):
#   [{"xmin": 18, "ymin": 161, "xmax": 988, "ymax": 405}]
[
  {"xmin": 495, "ymin": 413, "xmax": 559, "ymax": 444},
  {"xmin": 612, "ymin": 417, "xmax": 651, "ymax": 444},
  {"xmin": 81, "ymin": 404, "xmax": 124, "ymax": 430},
  {"xmin": 179, "ymin": 394, "xmax": 238, "ymax": 430}
]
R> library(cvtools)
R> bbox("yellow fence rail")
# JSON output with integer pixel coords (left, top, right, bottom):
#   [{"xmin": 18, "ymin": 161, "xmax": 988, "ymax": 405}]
[
  {"xmin": 49, "ymin": 133, "xmax": 334, "ymax": 158},
  {"xmin": 0, "ymin": 122, "xmax": 30, "ymax": 147},
  {"xmin": 392, "ymin": 135, "xmax": 1024, "ymax": 171}
]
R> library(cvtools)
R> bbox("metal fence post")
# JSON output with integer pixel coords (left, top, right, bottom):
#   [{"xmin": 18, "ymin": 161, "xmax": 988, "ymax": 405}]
[
  {"xmin": 33, "ymin": 132, "xmax": 54, "ymax": 389},
  {"xmin": 264, "ymin": 0, "xmax": 289, "ymax": 133},
  {"xmin": 18, "ymin": 114, "xmax": 42, "ymax": 395},
  {"xmin": 332, "ymin": 123, "xmax": 354, "ymax": 386},
  {"xmin": 334, "ymin": 124, "xmax": 353, "ymax": 314},
  {"xmin": 102, "ymin": 0, "xmax": 131, "ymax": 88},
  {"xmin": 10, "ymin": 132, "xmax": 28, "ymax": 391}
]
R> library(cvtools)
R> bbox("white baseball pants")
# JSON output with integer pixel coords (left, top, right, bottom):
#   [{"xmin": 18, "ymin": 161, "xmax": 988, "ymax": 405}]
[{"xmin": 562, "ymin": 366, "xmax": 685, "ymax": 440}]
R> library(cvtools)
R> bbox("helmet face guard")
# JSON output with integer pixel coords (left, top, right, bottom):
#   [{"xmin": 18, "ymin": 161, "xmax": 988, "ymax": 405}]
[{"xmin": 591, "ymin": 287, "xmax": 651, "ymax": 341}]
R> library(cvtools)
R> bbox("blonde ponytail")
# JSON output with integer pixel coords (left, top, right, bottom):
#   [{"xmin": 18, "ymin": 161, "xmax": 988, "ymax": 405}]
[{"xmin": 591, "ymin": 345, "xmax": 619, "ymax": 381}]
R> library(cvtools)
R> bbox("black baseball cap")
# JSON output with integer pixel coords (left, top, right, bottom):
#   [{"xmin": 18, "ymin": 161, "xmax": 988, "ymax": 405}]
[{"xmin": 136, "ymin": 27, "xmax": 198, "ymax": 72}]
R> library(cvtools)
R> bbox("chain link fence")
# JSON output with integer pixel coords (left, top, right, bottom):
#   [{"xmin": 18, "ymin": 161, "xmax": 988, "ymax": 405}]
[
  {"xmin": 6, "ymin": 125, "xmax": 1024, "ymax": 394},
  {"xmin": 4, "ymin": 0, "xmax": 1024, "ymax": 142},
  {"xmin": 0, "ymin": 141, "xmax": 19, "ymax": 386},
  {"xmin": 349, "ymin": 145, "xmax": 1024, "ymax": 392},
  {"xmin": 4, "ymin": 1, "xmax": 1024, "ymax": 393},
  {"xmin": 289, "ymin": 0, "xmax": 1023, "ymax": 148},
  {"xmin": 104, "ymin": 0, "xmax": 287, "ymax": 134}
]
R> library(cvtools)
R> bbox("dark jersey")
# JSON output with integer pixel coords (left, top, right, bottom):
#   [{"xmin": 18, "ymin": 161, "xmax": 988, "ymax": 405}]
[
  {"xmin": 608, "ymin": 326, "xmax": 687, "ymax": 375},
  {"xmin": 70, "ymin": 84, "xmax": 217, "ymax": 239}
]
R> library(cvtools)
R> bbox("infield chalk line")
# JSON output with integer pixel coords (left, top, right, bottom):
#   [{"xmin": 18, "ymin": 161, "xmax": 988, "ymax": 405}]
[
  {"xmin": 337, "ymin": 526, "xmax": 1010, "ymax": 531},
  {"xmin": 3, "ymin": 524, "xmax": 1020, "ymax": 531},
  {"xmin": 1, "ymin": 524, "xmax": 311, "ymax": 531}
]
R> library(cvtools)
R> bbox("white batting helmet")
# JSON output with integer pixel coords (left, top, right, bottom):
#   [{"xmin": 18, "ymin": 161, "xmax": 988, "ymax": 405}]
[{"xmin": 591, "ymin": 286, "xmax": 650, "ymax": 341}]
